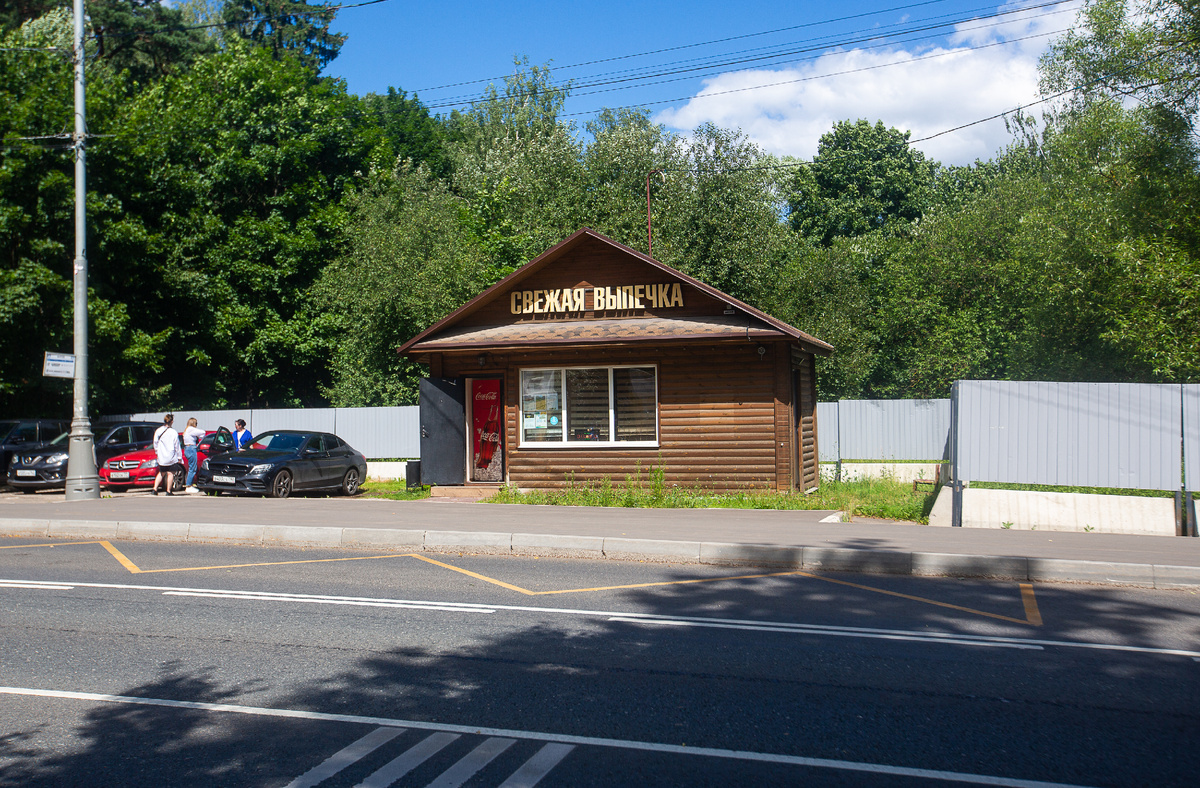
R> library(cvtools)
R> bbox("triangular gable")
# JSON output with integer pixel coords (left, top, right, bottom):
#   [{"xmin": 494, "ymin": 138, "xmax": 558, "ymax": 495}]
[{"xmin": 399, "ymin": 227, "xmax": 831, "ymax": 356}]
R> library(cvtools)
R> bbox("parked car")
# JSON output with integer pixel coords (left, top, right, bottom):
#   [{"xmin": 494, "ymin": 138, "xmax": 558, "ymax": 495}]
[
  {"xmin": 88, "ymin": 421, "xmax": 161, "ymax": 466},
  {"xmin": 99, "ymin": 428, "xmax": 235, "ymax": 492},
  {"xmin": 1, "ymin": 419, "xmax": 69, "ymax": 477},
  {"xmin": 6, "ymin": 430, "xmax": 71, "ymax": 492},
  {"xmin": 195, "ymin": 430, "xmax": 367, "ymax": 498}
]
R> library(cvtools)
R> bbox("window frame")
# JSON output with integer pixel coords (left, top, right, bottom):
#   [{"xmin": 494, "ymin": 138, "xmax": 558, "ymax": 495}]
[{"xmin": 518, "ymin": 364, "xmax": 659, "ymax": 449}]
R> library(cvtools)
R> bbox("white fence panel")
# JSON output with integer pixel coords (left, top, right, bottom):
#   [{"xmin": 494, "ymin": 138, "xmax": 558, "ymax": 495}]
[
  {"xmin": 250, "ymin": 407, "xmax": 336, "ymax": 435},
  {"xmin": 1186, "ymin": 385, "xmax": 1200, "ymax": 493},
  {"xmin": 817, "ymin": 402, "xmax": 839, "ymax": 462},
  {"xmin": 956, "ymin": 381, "xmax": 1181, "ymax": 490},
  {"xmin": 334, "ymin": 406, "xmax": 420, "ymax": 459},
  {"xmin": 819, "ymin": 399, "xmax": 950, "ymax": 462}
]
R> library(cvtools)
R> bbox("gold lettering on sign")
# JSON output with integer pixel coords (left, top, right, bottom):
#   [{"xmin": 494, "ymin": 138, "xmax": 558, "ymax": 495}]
[{"xmin": 510, "ymin": 283, "xmax": 684, "ymax": 314}]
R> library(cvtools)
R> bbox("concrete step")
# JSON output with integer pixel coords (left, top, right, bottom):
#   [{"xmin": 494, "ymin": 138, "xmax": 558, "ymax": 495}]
[{"xmin": 428, "ymin": 486, "xmax": 498, "ymax": 501}]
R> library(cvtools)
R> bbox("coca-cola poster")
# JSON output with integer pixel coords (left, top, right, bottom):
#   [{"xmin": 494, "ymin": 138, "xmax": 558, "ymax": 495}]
[{"xmin": 471, "ymin": 379, "xmax": 502, "ymax": 482}]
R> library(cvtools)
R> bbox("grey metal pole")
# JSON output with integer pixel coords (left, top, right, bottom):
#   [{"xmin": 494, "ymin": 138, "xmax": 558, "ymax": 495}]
[
  {"xmin": 950, "ymin": 381, "xmax": 962, "ymax": 527},
  {"xmin": 64, "ymin": 0, "xmax": 98, "ymax": 500}
]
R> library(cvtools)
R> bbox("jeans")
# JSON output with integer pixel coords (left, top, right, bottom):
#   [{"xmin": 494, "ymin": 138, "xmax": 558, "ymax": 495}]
[{"xmin": 184, "ymin": 445, "xmax": 198, "ymax": 487}]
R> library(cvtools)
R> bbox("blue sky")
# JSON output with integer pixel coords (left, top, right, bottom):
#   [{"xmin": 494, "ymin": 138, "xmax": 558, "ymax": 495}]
[{"xmin": 322, "ymin": 0, "xmax": 1084, "ymax": 165}]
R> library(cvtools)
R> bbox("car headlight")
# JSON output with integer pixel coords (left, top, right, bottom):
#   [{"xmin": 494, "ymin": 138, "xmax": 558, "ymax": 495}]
[
  {"xmin": 103, "ymin": 459, "xmax": 113, "ymax": 469},
  {"xmin": 140, "ymin": 459, "xmax": 157, "ymax": 469},
  {"xmin": 200, "ymin": 458, "xmax": 209, "ymax": 470},
  {"xmin": 46, "ymin": 453, "xmax": 69, "ymax": 465},
  {"xmin": 249, "ymin": 463, "xmax": 275, "ymax": 475}
]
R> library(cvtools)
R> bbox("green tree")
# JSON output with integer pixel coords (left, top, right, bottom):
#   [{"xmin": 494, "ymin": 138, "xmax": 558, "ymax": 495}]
[
  {"xmin": 788, "ymin": 119, "xmax": 935, "ymax": 246},
  {"xmin": 360, "ymin": 88, "xmax": 453, "ymax": 179},
  {"xmin": 315, "ymin": 165, "xmax": 491, "ymax": 406},
  {"xmin": 223, "ymin": 0, "xmax": 345, "ymax": 72},
  {"xmin": 88, "ymin": 0, "xmax": 217, "ymax": 85}
]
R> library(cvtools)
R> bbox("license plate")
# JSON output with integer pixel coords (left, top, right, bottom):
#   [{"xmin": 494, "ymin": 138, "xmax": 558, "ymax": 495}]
[
  {"xmin": 213, "ymin": 475, "xmax": 236, "ymax": 484},
  {"xmin": 15, "ymin": 469, "xmax": 35, "ymax": 477},
  {"xmin": 110, "ymin": 471, "xmax": 130, "ymax": 480}
]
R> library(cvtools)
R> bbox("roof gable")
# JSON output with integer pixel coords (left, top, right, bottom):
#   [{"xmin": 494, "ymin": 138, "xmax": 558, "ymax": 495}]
[{"xmin": 399, "ymin": 227, "xmax": 831, "ymax": 355}]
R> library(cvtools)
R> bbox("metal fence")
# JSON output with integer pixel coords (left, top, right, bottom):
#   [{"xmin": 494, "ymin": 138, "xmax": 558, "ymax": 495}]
[
  {"xmin": 1186, "ymin": 385, "xmax": 1200, "ymax": 494},
  {"xmin": 818, "ymin": 399, "xmax": 951, "ymax": 463},
  {"xmin": 99, "ymin": 407, "xmax": 420, "ymax": 459},
  {"xmin": 952, "ymin": 381, "xmax": 1182, "ymax": 491}
]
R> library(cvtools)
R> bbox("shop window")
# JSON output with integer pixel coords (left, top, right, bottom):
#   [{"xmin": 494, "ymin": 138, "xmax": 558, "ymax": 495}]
[{"xmin": 521, "ymin": 366, "xmax": 658, "ymax": 446}]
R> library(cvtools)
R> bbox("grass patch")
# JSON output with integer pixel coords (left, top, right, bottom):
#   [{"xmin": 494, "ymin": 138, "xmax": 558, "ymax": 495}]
[
  {"xmin": 487, "ymin": 470, "xmax": 937, "ymax": 523},
  {"xmin": 359, "ymin": 479, "xmax": 430, "ymax": 500},
  {"xmin": 970, "ymin": 481, "xmax": 1174, "ymax": 498}
]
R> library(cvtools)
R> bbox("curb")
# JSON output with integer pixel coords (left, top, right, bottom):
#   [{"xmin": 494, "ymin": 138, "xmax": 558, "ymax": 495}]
[{"xmin": 3, "ymin": 517, "xmax": 1198, "ymax": 588}]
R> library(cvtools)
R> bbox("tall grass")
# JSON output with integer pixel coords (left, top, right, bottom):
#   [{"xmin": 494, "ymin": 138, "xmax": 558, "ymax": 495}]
[{"xmin": 487, "ymin": 471, "xmax": 936, "ymax": 523}]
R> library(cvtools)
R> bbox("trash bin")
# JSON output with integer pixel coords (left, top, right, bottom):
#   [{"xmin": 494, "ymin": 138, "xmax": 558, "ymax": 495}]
[{"xmin": 406, "ymin": 460, "xmax": 421, "ymax": 489}]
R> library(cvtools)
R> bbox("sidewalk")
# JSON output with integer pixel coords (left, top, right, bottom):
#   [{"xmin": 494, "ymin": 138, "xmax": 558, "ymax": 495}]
[{"xmin": 2, "ymin": 493, "xmax": 1198, "ymax": 588}]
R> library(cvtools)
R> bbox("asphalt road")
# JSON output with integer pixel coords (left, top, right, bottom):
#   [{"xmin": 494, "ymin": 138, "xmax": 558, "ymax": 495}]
[{"xmin": 2, "ymin": 537, "xmax": 1198, "ymax": 787}]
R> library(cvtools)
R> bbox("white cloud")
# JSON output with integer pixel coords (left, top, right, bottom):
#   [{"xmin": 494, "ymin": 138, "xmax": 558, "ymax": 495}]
[{"xmin": 653, "ymin": 2, "xmax": 1081, "ymax": 166}]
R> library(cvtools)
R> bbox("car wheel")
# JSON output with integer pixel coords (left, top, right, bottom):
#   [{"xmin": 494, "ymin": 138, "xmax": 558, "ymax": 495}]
[
  {"xmin": 172, "ymin": 473, "xmax": 185, "ymax": 492},
  {"xmin": 271, "ymin": 469, "xmax": 293, "ymax": 499},
  {"xmin": 341, "ymin": 467, "xmax": 360, "ymax": 496}
]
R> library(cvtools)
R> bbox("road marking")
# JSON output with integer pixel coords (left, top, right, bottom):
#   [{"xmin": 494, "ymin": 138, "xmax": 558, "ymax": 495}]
[
  {"xmin": 426, "ymin": 736, "xmax": 515, "ymax": 788},
  {"xmin": 284, "ymin": 726, "xmax": 405, "ymax": 788},
  {"xmin": 162, "ymin": 590, "xmax": 494, "ymax": 614},
  {"xmin": 355, "ymin": 731, "xmax": 459, "ymax": 788},
  {"xmin": 1020, "ymin": 584, "xmax": 1043, "ymax": 626},
  {"xmin": 2, "ymin": 540, "xmax": 1037, "ymax": 626},
  {"xmin": 605, "ymin": 617, "xmax": 1044, "ymax": 650},
  {"xmin": 497, "ymin": 743, "xmax": 576, "ymax": 788},
  {"xmin": 4, "ymin": 579, "xmax": 1194, "ymax": 658},
  {"xmin": 0, "ymin": 686, "xmax": 1096, "ymax": 788},
  {"xmin": 0, "ymin": 581, "xmax": 73, "ymax": 590}
]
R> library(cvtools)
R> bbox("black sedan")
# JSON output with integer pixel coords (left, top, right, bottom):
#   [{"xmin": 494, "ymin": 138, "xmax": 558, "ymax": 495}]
[
  {"xmin": 6, "ymin": 431, "xmax": 71, "ymax": 492},
  {"xmin": 194, "ymin": 430, "xmax": 367, "ymax": 498}
]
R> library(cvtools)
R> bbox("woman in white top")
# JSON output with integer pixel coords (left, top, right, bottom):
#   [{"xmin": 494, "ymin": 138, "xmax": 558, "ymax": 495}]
[
  {"xmin": 152, "ymin": 413, "xmax": 183, "ymax": 495},
  {"xmin": 181, "ymin": 417, "xmax": 205, "ymax": 491}
]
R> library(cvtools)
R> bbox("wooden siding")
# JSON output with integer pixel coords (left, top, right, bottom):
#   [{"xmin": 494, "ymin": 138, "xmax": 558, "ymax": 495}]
[
  {"xmin": 441, "ymin": 341, "xmax": 793, "ymax": 492},
  {"xmin": 463, "ymin": 236, "xmax": 728, "ymax": 328},
  {"xmin": 792, "ymin": 347, "xmax": 819, "ymax": 491}
]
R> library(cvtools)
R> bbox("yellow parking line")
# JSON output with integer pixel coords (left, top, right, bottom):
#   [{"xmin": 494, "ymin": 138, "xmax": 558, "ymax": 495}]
[
  {"xmin": 0, "ymin": 541, "xmax": 105, "ymax": 549},
  {"xmin": 134, "ymin": 553, "xmax": 418, "ymax": 574},
  {"xmin": 99, "ymin": 541, "xmax": 143, "ymax": 574},
  {"xmin": 1020, "ymin": 583, "xmax": 1043, "ymax": 626},
  {"xmin": 409, "ymin": 554, "xmax": 536, "ymax": 595},
  {"xmin": 529, "ymin": 570, "xmax": 807, "ymax": 596}
]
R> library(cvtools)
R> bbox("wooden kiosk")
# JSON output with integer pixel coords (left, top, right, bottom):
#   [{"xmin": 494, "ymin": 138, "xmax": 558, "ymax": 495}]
[{"xmin": 399, "ymin": 228, "xmax": 832, "ymax": 492}]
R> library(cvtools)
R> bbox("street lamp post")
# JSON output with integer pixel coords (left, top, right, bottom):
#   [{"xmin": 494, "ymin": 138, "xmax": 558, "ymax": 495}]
[{"xmin": 64, "ymin": 0, "xmax": 98, "ymax": 500}]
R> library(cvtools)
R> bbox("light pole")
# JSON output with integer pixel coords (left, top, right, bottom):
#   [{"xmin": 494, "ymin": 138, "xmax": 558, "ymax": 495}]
[{"xmin": 64, "ymin": 0, "xmax": 98, "ymax": 500}]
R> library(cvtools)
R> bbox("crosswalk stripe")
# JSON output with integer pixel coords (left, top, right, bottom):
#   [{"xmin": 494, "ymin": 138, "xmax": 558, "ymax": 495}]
[
  {"xmin": 497, "ymin": 743, "xmax": 576, "ymax": 788},
  {"xmin": 426, "ymin": 737, "xmax": 515, "ymax": 788},
  {"xmin": 283, "ymin": 726, "xmax": 404, "ymax": 788},
  {"xmin": 354, "ymin": 731, "xmax": 460, "ymax": 788}
]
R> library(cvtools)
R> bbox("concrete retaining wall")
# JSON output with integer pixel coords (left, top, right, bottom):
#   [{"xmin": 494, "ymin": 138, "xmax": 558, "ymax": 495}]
[
  {"xmin": 820, "ymin": 462, "xmax": 947, "ymax": 484},
  {"xmin": 928, "ymin": 487, "xmax": 1176, "ymax": 536},
  {"xmin": 366, "ymin": 462, "xmax": 406, "ymax": 481}
]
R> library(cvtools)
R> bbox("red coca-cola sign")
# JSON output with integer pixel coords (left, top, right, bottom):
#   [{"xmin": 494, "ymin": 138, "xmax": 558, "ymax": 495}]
[{"xmin": 472, "ymin": 379, "xmax": 502, "ymax": 477}]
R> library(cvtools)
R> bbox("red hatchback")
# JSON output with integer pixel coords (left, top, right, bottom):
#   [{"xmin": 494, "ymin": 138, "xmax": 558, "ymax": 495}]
[{"xmin": 99, "ymin": 428, "xmax": 234, "ymax": 491}]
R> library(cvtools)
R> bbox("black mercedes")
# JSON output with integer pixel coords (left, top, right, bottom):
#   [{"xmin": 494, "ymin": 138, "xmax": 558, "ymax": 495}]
[{"xmin": 195, "ymin": 430, "xmax": 367, "ymax": 498}]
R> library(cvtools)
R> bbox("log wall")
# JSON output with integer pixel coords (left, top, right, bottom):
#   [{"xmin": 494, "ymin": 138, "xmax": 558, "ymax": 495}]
[{"xmin": 442, "ymin": 340, "xmax": 816, "ymax": 492}]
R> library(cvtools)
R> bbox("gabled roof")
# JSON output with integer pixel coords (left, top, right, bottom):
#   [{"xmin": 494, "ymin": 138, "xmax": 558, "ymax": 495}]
[{"xmin": 399, "ymin": 227, "xmax": 832, "ymax": 356}]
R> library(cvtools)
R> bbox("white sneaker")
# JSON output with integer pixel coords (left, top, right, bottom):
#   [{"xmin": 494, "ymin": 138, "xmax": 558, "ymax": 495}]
[{"xmin": 186, "ymin": 486, "xmax": 198, "ymax": 493}]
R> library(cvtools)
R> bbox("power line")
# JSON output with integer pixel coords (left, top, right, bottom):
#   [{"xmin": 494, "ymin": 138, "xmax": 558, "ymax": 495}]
[{"xmin": 417, "ymin": 1, "xmax": 1078, "ymax": 112}]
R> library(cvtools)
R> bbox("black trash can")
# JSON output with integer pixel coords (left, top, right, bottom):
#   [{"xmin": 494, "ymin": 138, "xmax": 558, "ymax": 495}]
[{"xmin": 406, "ymin": 460, "xmax": 421, "ymax": 489}]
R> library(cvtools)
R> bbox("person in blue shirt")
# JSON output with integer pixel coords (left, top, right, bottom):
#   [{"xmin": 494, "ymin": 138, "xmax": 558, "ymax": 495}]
[{"xmin": 232, "ymin": 419, "xmax": 253, "ymax": 451}]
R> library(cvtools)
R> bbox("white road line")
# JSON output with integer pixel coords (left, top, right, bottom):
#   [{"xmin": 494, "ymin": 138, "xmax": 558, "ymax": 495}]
[
  {"xmin": 4, "ymin": 577, "xmax": 1200, "ymax": 659},
  {"xmin": 162, "ymin": 591, "xmax": 493, "ymax": 614},
  {"xmin": 355, "ymin": 732, "xmax": 459, "ymax": 788},
  {"xmin": 605, "ymin": 617, "xmax": 1044, "ymax": 650},
  {"xmin": 284, "ymin": 726, "xmax": 405, "ymax": 788},
  {"xmin": 497, "ymin": 743, "xmax": 576, "ymax": 788},
  {"xmin": 0, "ymin": 582, "xmax": 73, "ymax": 590},
  {"xmin": 426, "ymin": 737, "xmax": 515, "ymax": 788},
  {"xmin": 0, "ymin": 686, "xmax": 1095, "ymax": 788}
]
